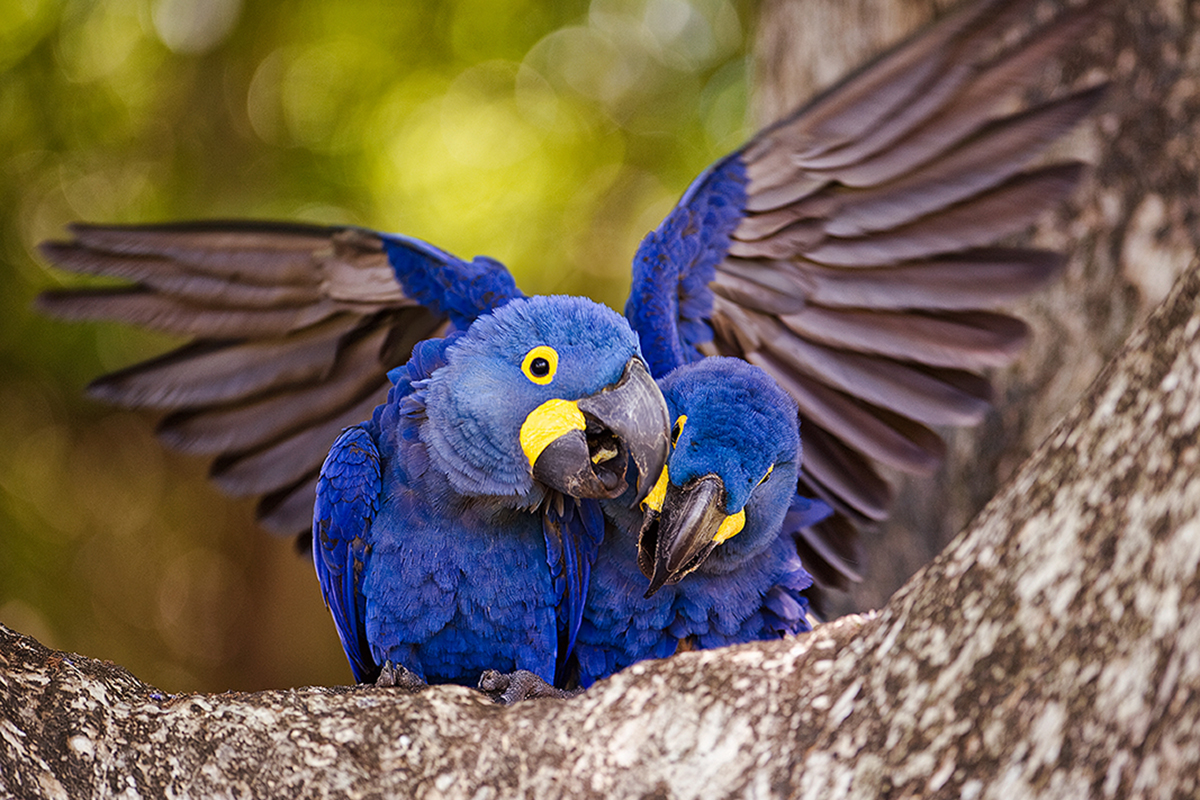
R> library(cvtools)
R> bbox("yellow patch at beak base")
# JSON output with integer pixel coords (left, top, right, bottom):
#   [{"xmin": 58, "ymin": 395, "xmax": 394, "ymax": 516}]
[
  {"xmin": 519, "ymin": 398, "xmax": 586, "ymax": 466},
  {"xmin": 713, "ymin": 509, "xmax": 745, "ymax": 544},
  {"xmin": 641, "ymin": 465, "xmax": 669, "ymax": 512}
]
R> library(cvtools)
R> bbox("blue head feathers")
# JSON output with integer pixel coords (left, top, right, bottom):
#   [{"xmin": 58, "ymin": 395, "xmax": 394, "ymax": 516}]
[
  {"xmin": 638, "ymin": 357, "xmax": 816, "ymax": 593},
  {"xmin": 421, "ymin": 295, "xmax": 669, "ymax": 507},
  {"xmin": 660, "ymin": 357, "xmax": 800, "ymax": 513}
]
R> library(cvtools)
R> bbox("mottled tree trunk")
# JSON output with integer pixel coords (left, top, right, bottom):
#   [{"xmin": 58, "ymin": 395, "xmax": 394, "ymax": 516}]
[
  {"xmin": 4, "ymin": 2, "xmax": 1200, "ymax": 797},
  {"xmin": 3, "ymin": 255, "xmax": 1199, "ymax": 799},
  {"xmin": 757, "ymin": 0, "xmax": 1200, "ymax": 614}
]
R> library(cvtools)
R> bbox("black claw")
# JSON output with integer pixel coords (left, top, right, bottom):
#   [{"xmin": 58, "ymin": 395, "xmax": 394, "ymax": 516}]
[
  {"xmin": 375, "ymin": 661, "xmax": 428, "ymax": 693},
  {"xmin": 477, "ymin": 669, "xmax": 582, "ymax": 705}
]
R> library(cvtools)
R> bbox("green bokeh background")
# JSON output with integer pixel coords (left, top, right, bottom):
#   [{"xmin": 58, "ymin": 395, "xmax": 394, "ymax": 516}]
[{"xmin": 0, "ymin": 0, "xmax": 757, "ymax": 691}]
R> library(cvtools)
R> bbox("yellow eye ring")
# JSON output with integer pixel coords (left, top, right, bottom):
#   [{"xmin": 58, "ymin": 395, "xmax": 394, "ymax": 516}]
[{"xmin": 521, "ymin": 345, "xmax": 558, "ymax": 385}]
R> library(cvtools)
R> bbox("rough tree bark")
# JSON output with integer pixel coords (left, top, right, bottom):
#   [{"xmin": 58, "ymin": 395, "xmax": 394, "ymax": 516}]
[
  {"xmin": 3, "ymin": 256, "xmax": 1199, "ymax": 798},
  {"xmin": 4, "ymin": 1, "xmax": 1199, "ymax": 797},
  {"xmin": 758, "ymin": 0, "xmax": 1200, "ymax": 614}
]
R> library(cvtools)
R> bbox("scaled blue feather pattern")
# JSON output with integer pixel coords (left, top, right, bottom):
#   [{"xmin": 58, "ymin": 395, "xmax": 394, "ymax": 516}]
[{"xmin": 380, "ymin": 233, "xmax": 523, "ymax": 331}]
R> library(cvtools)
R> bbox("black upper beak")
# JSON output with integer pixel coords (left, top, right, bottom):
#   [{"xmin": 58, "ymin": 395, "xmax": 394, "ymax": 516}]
[
  {"xmin": 531, "ymin": 358, "xmax": 669, "ymax": 500},
  {"xmin": 638, "ymin": 474, "xmax": 726, "ymax": 598}
]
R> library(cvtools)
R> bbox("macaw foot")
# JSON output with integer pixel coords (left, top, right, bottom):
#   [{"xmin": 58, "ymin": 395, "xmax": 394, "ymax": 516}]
[
  {"xmin": 477, "ymin": 669, "xmax": 582, "ymax": 705},
  {"xmin": 376, "ymin": 661, "xmax": 428, "ymax": 694}
]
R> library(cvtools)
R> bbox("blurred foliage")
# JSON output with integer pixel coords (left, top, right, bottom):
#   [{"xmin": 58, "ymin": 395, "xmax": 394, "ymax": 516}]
[{"xmin": 0, "ymin": 0, "xmax": 757, "ymax": 691}]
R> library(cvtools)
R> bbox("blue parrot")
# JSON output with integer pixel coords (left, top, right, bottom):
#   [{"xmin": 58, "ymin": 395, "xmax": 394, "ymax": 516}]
[
  {"xmin": 38, "ymin": 0, "xmax": 1106, "ymax": 675},
  {"xmin": 572, "ymin": 357, "xmax": 832, "ymax": 687},
  {"xmin": 312, "ymin": 294, "xmax": 668, "ymax": 686}
]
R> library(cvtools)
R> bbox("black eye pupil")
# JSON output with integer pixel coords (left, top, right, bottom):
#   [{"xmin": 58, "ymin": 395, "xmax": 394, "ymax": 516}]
[
  {"xmin": 671, "ymin": 422, "xmax": 682, "ymax": 445},
  {"xmin": 530, "ymin": 357, "xmax": 550, "ymax": 377}
]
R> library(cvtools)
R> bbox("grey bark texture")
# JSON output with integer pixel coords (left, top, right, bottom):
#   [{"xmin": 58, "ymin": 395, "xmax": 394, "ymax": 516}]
[
  {"xmin": 3, "ymin": 254, "xmax": 1199, "ymax": 799},
  {"xmin": 756, "ymin": 0, "xmax": 1200, "ymax": 615},
  {"xmin": 5, "ymin": 1, "xmax": 1200, "ymax": 797}
]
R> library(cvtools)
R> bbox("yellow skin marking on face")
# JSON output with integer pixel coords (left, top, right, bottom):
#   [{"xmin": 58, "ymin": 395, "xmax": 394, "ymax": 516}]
[
  {"xmin": 519, "ymin": 398, "xmax": 585, "ymax": 466},
  {"xmin": 647, "ymin": 408, "xmax": 763, "ymax": 543},
  {"xmin": 713, "ymin": 509, "xmax": 745, "ymax": 544},
  {"xmin": 759, "ymin": 464, "xmax": 774, "ymax": 485},
  {"xmin": 642, "ymin": 465, "xmax": 670, "ymax": 512},
  {"xmin": 521, "ymin": 345, "xmax": 559, "ymax": 385},
  {"xmin": 717, "ymin": 466, "xmax": 772, "ymax": 544},
  {"xmin": 640, "ymin": 415, "xmax": 680, "ymax": 511},
  {"xmin": 640, "ymin": 466, "xmax": 744, "ymax": 542},
  {"xmin": 671, "ymin": 414, "xmax": 687, "ymax": 445}
]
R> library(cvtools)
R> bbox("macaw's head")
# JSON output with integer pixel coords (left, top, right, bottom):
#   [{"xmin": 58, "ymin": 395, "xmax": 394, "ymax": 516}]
[
  {"xmin": 422, "ymin": 295, "xmax": 669, "ymax": 508},
  {"xmin": 637, "ymin": 357, "xmax": 801, "ymax": 597}
]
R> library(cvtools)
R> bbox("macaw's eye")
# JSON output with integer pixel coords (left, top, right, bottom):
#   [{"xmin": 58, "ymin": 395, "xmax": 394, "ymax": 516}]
[
  {"xmin": 670, "ymin": 415, "xmax": 687, "ymax": 447},
  {"xmin": 522, "ymin": 345, "xmax": 558, "ymax": 385},
  {"xmin": 757, "ymin": 464, "xmax": 774, "ymax": 487}
]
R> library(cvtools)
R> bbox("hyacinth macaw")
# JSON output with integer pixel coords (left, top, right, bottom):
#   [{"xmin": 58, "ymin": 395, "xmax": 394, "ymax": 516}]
[
  {"xmin": 39, "ymin": 0, "xmax": 1105, "ymax": 642},
  {"xmin": 571, "ymin": 357, "xmax": 832, "ymax": 687},
  {"xmin": 311, "ymin": 294, "xmax": 668, "ymax": 685}
]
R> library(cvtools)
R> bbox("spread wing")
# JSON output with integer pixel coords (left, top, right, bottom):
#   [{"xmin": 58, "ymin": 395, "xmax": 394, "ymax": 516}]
[
  {"xmin": 38, "ymin": 221, "xmax": 521, "ymax": 540},
  {"xmin": 623, "ymin": 0, "xmax": 1106, "ymax": 590},
  {"xmin": 313, "ymin": 425, "xmax": 383, "ymax": 683}
]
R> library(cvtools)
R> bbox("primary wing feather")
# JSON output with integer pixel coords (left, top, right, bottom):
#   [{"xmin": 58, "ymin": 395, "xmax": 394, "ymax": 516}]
[
  {"xmin": 38, "ymin": 221, "xmax": 513, "ymax": 542},
  {"xmin": 625, "ymin": 0, "xmax": 1106, "ymax": 592}
]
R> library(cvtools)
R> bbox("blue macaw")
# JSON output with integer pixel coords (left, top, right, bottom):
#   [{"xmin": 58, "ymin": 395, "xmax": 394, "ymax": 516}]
[
  {"xmin": 310, "ymin": 293, "xmax": 668, "ymax": 685},
  {"xmin": 572, "ymin": 357, "xmax": 832, "ymax": 687},
  {"xmin": 38, "ymin": 0, "xmax": 1106, "ymax": 677}
]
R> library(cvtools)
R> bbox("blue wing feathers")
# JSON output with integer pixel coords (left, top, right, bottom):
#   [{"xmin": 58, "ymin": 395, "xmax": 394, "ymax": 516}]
[
  {"xmin": 346, "ymin": 222, "xmax": 818, "ymax": 688},
  {"xmin": 625, "ymin": 154, "xmax": 748, "ymax": 378},
  {"xmin": 784, "ymin": 494, "xmax": 834, "ymax": 535},
  {"xmin": 315, "ymin": 296, "xmax": 655, "ymax": 687},
  {"xmin": 763, "ymin": 586, "xmax": 801, "ymax": 621},
  {"xmin": 379, "ymin": 234, "xmax": 523, "ymax": 330},
  {"xmin": 313, "ymin": 425, "xmax": 383, "ymax": 683},
  {"xmin": 544, "ymin": 496, "xmax": 607, "ymax": 680}
]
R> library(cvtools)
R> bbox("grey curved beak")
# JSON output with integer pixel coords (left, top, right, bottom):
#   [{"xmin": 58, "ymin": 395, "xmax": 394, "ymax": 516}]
[
  {"xmin": 532, "ymin": 357, "xmax": 669, "ymax": 501},
  {"xmin": 637, "ymin": 474, "xmax": 726, "ymax": 598}
]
